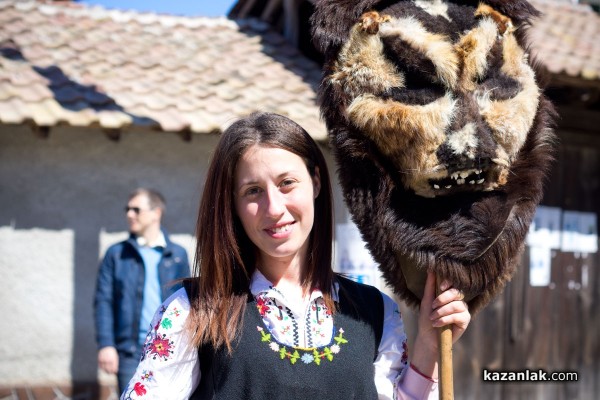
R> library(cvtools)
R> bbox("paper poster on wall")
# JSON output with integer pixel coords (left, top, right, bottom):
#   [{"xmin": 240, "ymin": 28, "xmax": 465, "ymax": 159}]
[
  {"xmin": 529, "ymin": 246, "xmax": 552, "ymax": 287},
  {"xmin": 526, "ymin": 206, "xmax": 562, "ymax": 249},
  {"xmin": 561, "ymin": 211, "xmax": 598, "ymax": 253},
  {"xmin": 335, "ymin": 222, "xmax": 380, "ymax": 287},
  {"xmin": 577, "ymin": 212, "xmax": 598, "ymax": 253}
]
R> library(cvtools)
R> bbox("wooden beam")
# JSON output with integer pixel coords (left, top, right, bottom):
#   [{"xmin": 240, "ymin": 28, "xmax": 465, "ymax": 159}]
[
  {"xmin": 238, "ymin": 0, "xmax": 258, "ymax": 18},
  {"xmin": 557, "ymin": 130, "xmax": 600, "ymax": 149},
  {"xmin": 549, "ymin": 74, "xmax": 600, "ymax": 91},
  {"xmin": 283, "ymin": 0, "xmax": 300, "ymax": 45},
  {"xmin": 261, "ymin": 0, "xmax": 283, "ymax": 22},
  {"xmin": 29, "ymin": 123, "xmax": 50, "ymax": 139},
  {"xmin": 102, "ymin": 128, "xmax": 121, "ymax": 141},
  {"xmin": 177, "ymin": 129, "xmax": 192, "ymax": 142},
  {"xmin": 555, "ymin": 107, "xmax": 600, "ymax": 135}
]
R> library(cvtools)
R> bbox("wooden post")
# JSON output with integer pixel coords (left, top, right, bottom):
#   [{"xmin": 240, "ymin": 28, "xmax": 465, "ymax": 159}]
[{"xmin": 437, "ymin": 275, "xmax": 454, "ymax": 400}]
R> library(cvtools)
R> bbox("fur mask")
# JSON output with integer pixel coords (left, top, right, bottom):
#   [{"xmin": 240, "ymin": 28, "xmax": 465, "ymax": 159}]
[{"xmin": 312, "ymin": 0, "xmax": 556, "ymax": 313}]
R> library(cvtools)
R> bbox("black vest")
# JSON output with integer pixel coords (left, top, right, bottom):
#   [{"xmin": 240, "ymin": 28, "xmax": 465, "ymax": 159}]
[{"xmin": 189, "ymin": 275, "xmax": 384, "ymax": 400}]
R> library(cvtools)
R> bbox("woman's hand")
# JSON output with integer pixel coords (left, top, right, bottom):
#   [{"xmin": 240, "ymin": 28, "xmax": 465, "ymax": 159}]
[
  {"xmin": 426, "ymin": 272, "xmax": 470, "ymax": 344},
  {"xmin": 409, "ymin": 272, "xmax": 471, "ymax": 378}
]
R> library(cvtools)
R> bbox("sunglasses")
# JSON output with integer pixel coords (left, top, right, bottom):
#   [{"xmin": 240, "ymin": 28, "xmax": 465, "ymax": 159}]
[{"xmin": 125, "ymin": 206, "xmax": 152, "ymax": 214}]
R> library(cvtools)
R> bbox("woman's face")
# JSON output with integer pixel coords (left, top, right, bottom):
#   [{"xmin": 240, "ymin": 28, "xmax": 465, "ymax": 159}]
[{"xmin": 234, "ymin": 145, "xmax": 321, "ymax": 269}]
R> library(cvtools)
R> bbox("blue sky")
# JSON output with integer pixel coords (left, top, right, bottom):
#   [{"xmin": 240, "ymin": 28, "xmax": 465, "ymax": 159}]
[{"xmin": 78, "ymin": 0, "xmax": 237, "ymax": 17}]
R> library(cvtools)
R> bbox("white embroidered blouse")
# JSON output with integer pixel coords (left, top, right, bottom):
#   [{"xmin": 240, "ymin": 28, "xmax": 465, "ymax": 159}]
[{"xmin": 120, "ymin": 271, "xmax": 438, "ymax": 400}]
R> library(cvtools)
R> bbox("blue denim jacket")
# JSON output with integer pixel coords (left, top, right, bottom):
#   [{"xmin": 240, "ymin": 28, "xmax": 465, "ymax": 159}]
[{"xmin": 94, "ymin": 230, "xmax": 190, "ymax": 355}]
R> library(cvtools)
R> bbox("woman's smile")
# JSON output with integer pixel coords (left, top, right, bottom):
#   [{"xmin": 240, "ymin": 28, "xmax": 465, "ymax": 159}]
[{"xmin": 265, "ymin": 221, "xmax": 296, "ymax": 237}]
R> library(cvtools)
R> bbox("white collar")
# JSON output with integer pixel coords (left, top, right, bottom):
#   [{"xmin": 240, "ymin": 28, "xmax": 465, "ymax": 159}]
[
  {"xmin": 249, "ymin": 269, "xmax": 340, "ymax": 303},
  {"xmin": 136, "ymin": 231, "xmax": 167, "ymax": 248}
]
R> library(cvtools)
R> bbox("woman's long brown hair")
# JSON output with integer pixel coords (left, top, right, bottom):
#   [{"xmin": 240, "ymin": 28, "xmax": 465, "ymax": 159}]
[{"xmin": 186, "ymin": 112, "xmax": 335, "ymax": 352}]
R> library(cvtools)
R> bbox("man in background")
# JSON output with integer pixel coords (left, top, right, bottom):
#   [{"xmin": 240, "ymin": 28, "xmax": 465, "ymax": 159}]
[{"xmin": 94, "ymin": 188, "xmax": 190, "ymax": 394}]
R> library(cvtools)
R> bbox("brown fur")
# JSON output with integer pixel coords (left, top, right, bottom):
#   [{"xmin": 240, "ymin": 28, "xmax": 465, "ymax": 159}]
[
  {"xmin": 311, "ymin": 0, "xmax": 556, "ymax": 313},
  {"xmin": 323, "ymin": 6, "xmax": 542, "ymax": 198},
  {"xmin": 330, "ymin": 12, "xmax": 403, "ymax": 100},
  {"xmin": 347, "ymin": 93, "xmax": 455, "ymax": 194},
  {"xmin": 475, "ymin": 3, "xmax": 514, "ymax": 34},
  {"xmin": 455, "ymin": 17, "xmax": 498, "ymax": 91},
  {"xmin": 380, "ymin": 16, "xmax": 459, "ymax": 88}
]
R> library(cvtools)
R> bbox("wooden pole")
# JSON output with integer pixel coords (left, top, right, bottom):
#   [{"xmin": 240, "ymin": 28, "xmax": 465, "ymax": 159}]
[{"xmin": 437, "ymin": 275, "xmax": 454, "ymax": 400}]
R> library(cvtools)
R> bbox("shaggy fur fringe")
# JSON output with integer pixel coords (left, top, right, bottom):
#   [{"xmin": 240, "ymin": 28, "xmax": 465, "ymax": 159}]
[{"xmin": 312, "ymin": 0, "xmax": 556, "ymax": 313}]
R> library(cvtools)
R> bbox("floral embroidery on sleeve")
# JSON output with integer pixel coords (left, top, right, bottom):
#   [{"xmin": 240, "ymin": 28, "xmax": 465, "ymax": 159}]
[
  {"xmin": 145, "ymin": 334, "xmax": 174, "ymax": 361},
  {"xmin": 120, "ymin": 289, "xmax": 198, "ymax": 400},
  {"xmin": 122, "ymin": 370, "xmax": 156, "ymax": 399},
  {"xmin": 138, "ymin": 305, "xmax": 178, "ymax": 362}
]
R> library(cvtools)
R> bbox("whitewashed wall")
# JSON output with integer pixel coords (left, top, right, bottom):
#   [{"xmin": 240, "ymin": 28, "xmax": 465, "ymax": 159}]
[{"xmin": 0, "ymin": 124, "xmax": 354, "ymax": 386}]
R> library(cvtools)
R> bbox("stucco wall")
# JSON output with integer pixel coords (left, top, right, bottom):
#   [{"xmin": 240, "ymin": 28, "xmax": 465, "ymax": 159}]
[{"xmin": 0, "ymin": 124, "xmax": 353, "ymax": 386}]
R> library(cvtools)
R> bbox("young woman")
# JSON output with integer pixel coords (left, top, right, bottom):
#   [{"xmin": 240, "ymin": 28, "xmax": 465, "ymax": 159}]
[{"xmin": 120, "ymin": 112, "xmax": 470, "ymax": 399}]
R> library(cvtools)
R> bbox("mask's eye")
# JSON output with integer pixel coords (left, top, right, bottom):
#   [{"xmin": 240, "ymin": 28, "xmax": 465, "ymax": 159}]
[
  {"xmin": 380, "ymin": 37, "xmax": 447, "ymax": 105},
  {"xmin": 476, "ymin": 69, "xmax": 523, "ymax": 101},
  {"xmin": 477, "ymin": 73, "xmax": 522, "ymax": 101},
  {"xmin": 382, "ymin": 73, "xmax": 446, "ymax": 105},
  {"xmin": 474, "ymin": 45, "xmax": 523, "ymax": 101}
]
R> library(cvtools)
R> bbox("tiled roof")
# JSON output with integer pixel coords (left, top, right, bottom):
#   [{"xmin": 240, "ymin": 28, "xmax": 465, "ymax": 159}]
[
  {"xmin": 529, "ymin": 0, "xmax": 600, "ymax": 82},
  {"xmin": 1, "ymin": 0, "xmax": 598, "ymax": 140},
  {"xmin": 0, "ymin": 0, "xmax": 327, "ymax": 140},
  {"xmin": 233, "ymin": 0, "xmax": 600, "ymax": 84}
]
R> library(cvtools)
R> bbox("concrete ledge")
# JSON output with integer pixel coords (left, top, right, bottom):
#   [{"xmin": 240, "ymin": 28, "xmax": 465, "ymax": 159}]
[{"xmin": 0, "ymin": 383, "xmax": 119, "ymax": 400}]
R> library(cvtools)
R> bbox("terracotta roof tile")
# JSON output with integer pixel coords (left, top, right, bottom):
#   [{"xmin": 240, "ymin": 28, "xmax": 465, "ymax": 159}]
[
  {"xmin": 0, "ymin": 0, "xmax": 327, "ymax": 140},
  {"xmin": 2, "ymin": 97, "xmax": 26, "ymax": 124},
  {"xmin": 529, "ymin": 0, "xmax": 600, "ymax": 82},
  {"xmin": 20, "ymin": 83, "xmax": 53, "ymax": 102}
]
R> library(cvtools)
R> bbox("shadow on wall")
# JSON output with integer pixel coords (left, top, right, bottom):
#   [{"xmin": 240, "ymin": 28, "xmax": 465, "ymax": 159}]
[{"xmin": 0, "ymin": 130, "xmax": 202, "ymax": 395}]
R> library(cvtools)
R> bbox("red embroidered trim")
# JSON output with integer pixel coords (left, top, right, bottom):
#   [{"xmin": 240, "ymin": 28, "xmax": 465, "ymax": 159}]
[{"xmin": 409, "ymin": 363, "xmax": 436, "ymax": 382}]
